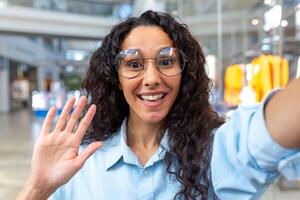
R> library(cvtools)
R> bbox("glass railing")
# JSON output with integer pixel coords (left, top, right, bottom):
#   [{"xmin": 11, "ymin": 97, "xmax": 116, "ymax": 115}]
[{"xmin": 4, "ymin": 0, "xmax": 133, "ymax": 18}]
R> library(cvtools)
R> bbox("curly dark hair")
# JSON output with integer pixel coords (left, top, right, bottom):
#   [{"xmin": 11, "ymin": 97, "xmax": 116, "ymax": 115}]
[{"xmin": 82, "ymin": 10, "xmax": 224, "ymax": 200}]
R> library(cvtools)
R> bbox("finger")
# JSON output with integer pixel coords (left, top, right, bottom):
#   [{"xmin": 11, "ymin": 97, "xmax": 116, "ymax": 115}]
[
  {"xmin": 65, "ymin": 96, "xmax": 87, "ymax": 132},
  {"xmin": 41, "ymin": 106, "xmax": 56, "ymax": 135},
  {"xmin": 57, "ymin": 114, "xmax": 71, "ymax": 132},
  {"xmin": 73, "ymin": 142, "xmax": 102, "ymax": 169},
  {"xmin": 75, "ymin": 104, "xmax": 96, "ymax": 142},
  {"xmin": 54, "ymin": 97, "xmax": 76, "ymax": 132}
]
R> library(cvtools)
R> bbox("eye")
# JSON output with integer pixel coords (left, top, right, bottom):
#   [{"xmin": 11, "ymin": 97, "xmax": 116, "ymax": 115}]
[
  {"xmin": 159, "ymin": 58, "xmax": 175, "ymax": 67},
  {"xmin": 127, "ymin": 60, "xmax": 143, "ymax": 69}
]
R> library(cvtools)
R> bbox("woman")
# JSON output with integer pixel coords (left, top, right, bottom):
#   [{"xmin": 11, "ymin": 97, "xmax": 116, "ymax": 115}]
[{"xmin": 17, "ymin": 10, "xmax": 300, "ymax": 200}]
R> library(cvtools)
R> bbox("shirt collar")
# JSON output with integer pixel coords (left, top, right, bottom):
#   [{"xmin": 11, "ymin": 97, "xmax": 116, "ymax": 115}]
[
  {"xmin": 103, "ymin": 119, "xmax": 127, "ymax": 170},
  {"xmin": 104, "ymin": 118, "xmax": 171, "ymax": 170}
]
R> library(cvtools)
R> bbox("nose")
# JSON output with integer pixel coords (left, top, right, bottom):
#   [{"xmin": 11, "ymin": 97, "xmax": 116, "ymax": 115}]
[{"xmin": 142, "ymin": 60, "xmax": 161, "ymax": 87}]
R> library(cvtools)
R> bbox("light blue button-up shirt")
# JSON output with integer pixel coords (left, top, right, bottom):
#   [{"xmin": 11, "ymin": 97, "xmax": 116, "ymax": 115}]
[{"xmin": 50, "ymin": 91, "xmax": 300, "ymax": 200}]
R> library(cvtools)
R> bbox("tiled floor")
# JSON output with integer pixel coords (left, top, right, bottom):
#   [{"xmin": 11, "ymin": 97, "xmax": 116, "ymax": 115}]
[
  {"xmin": 0, "ymin": 109, "xmax": 34, "ymax": 200},
  {"xmin": 0, "ymin": 109, "xmax": 300, "ymax": 200}
]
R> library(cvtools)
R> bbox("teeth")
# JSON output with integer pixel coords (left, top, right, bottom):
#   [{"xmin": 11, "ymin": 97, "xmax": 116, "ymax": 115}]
[{"xmin": 140, "ymin": 93, "xmax": 164, "ymax": 101}]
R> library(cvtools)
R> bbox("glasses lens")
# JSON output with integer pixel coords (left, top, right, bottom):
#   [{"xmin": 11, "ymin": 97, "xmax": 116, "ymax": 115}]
[
  {"xmin": 116, "ymin": 47, "xmax": 185, "ymax": 78},
  {"xmin": 157, "ymin": 47, "xmax": 184, "ymax": 77},
  {"xmin": 116, "ymin": 49, "xmax": 143, "ymax": 78}
]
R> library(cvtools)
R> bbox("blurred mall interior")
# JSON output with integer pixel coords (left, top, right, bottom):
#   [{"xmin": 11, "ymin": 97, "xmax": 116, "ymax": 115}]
[{"xmin": 0, "ymin": 0, "xmax": 300, "ymax": 199}]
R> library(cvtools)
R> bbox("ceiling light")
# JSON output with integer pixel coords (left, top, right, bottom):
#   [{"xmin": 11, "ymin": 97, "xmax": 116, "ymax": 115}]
[
  {"xmin": 251, "ymin": 18, "xmax": 259, "ymax": 26},
  {"xmin": 281, "ymin": 20, "xmax": 288, "ymax": 27}
]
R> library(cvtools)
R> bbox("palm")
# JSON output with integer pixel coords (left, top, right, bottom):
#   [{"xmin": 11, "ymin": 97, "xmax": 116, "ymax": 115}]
[{"xmin": 29, "ymin": 96, "xmax": 101, "ymax": 191}]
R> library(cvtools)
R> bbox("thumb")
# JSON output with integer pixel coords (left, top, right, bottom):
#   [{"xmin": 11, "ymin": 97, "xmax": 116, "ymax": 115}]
[{"xmin": 74, "ymin": 142, "xmax": 102, "ymax": 169}]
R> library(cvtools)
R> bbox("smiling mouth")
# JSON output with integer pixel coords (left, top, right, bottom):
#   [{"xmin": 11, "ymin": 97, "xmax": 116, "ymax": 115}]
[{"xmin": 138, "ymin": 93, "xmax": 166, "ymax": 101}]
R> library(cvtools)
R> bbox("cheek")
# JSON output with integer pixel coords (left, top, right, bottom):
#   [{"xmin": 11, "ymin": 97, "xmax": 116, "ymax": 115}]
[
  {"xmin": 119, "ymin": 80, "xmax": 137, "ymax": 101},
  {"xmin": 172, "ymin": 77, "xmax": 181, "ymax": 94}
]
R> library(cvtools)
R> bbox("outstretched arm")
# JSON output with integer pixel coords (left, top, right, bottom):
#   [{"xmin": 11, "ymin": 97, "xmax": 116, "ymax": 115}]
[
  {"xmin": 16, "ymin": 96, "xmax": 102, "ymax": 200},
  {"xmin": 265, "ymin": 78, "xmax": 300, "ymax": 149}
]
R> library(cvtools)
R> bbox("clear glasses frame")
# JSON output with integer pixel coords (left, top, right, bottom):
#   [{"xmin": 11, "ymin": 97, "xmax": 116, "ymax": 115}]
[{"xmin": 114, "ymin": 47, "xmax": 186, "ymax": 79}]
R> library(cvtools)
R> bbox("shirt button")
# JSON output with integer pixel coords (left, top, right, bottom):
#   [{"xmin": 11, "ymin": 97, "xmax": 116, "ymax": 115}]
[{"xmin": 143, "ymin": 169, "xmax": 150, "ymax": 177}]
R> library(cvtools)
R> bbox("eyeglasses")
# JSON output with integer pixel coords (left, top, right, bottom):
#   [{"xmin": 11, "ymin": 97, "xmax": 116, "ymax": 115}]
[{"xmin": 115, "ymin": 47, "xmax": 186, "ymax": 79}]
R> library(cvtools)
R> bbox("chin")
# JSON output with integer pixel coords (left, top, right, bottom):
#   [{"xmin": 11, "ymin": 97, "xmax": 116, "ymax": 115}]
[{"xmin": 142, "ymin": 113, "xmax": 167, "ymax": 124}]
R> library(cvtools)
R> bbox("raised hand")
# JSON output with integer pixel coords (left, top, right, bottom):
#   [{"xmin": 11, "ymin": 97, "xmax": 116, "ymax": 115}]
[{"xmin": 17, "ymin": 96, "xmax": 101, "ymax": 200}]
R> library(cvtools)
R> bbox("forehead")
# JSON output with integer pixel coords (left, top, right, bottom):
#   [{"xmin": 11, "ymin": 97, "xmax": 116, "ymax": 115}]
[{"xmin": 120, "ymin": 26, "xmax": 174, "ymax": 55}]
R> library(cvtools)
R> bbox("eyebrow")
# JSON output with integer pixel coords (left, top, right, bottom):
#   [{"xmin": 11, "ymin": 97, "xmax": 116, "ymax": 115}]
[{"xmin": 120, "ymin": 46, "xmax": 174, "ymax": 54}]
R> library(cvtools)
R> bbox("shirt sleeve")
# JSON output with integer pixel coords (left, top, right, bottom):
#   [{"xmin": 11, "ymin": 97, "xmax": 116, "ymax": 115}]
[
  {"xmin": 48, "ymin": 187, "xmax": 62, "ymax": 200},
  {"xmin": 49, "ymin": 184, "xmax": 72, "ymax": 200},
  {"xmin": 211, "ymin": 90, "xmax": 300, "ymax": 200}
]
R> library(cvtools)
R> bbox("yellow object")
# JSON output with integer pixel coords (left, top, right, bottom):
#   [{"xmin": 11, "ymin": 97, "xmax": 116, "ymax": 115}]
[
  {"xmin": 224, "ymin": 55, "xmax": 289, "ymax": 106},
  {"xmin": 224, "ymin": 64, "xmax": 243, "ymax": 107},
  {"xmin": 281, "ymin": 58, "xmax": 289, "ymax": 86},
  {"xmin": 251, "ymin": 55, "xmax": 289, "ymax": 101}
]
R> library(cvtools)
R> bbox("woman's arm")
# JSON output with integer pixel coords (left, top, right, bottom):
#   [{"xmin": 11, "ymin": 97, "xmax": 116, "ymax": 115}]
[
  {"xmin": 265, "ymin": 78, "xmax": 300, "ymax": 149},
  {"xmin": 16, "ymin": 177, "xmax": 55, "ymax": 200},
  {"xmin": 16, "ymin": 96, "xmax": 102, "ymax": 200},
  {"xmin": 212, "ymin": 78, "xmax": 300, "ymax": 199}
]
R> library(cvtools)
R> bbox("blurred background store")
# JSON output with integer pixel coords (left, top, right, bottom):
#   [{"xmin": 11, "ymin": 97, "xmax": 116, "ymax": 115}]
[{"xmin": 0, "ymin": 0, "xmax": 300, "ymax": 199}]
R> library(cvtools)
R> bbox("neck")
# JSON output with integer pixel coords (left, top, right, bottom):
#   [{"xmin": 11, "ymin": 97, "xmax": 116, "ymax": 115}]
[{"xmin": 127, "ymin": 115, "xmax": 163, "ymax": 150}]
